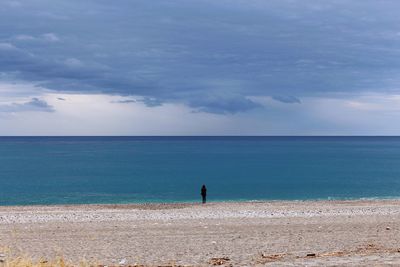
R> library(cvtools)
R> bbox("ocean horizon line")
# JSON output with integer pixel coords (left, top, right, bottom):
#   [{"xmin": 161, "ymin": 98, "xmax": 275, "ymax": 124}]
[{"xmin": 2, "ymin": 135, "xmax": 400, "ymax": 139}]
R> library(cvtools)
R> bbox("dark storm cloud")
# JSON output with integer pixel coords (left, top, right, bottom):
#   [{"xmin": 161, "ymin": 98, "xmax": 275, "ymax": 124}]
[{"xmin": 1, "ymin": 0, "xmax": 400, "ymax": 113}]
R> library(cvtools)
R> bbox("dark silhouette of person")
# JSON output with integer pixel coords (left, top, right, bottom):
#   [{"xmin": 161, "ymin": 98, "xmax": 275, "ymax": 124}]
[{"xmin": 201, "ymin": 184, "xmax": 207, "ymax": 204}]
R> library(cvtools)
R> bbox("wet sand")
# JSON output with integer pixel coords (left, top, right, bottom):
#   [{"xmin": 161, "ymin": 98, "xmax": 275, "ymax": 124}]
[{"xmin": 1, "ymin": 200, "xmax": 400, "ymax": 266}]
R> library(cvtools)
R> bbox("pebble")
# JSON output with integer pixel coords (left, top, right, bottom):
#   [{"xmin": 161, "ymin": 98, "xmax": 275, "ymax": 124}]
[{"xmin": 1, "ymin": 202, "xmax": 400, "ymax": 224}]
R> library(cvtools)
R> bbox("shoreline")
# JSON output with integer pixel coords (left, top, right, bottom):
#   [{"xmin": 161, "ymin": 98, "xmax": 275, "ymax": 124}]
[
  {"xmin": 2, "ymin": 196, "xmax": 400, "ymax": 209},
  {"xmin": 0, "ymin": 198, "xmax": 399, "ymax": 212}
]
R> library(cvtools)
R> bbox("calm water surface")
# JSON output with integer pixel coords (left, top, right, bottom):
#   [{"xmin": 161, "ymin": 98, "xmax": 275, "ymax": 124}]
[{"xmin": 1, "ymin": 136, "xmax": 400, "ymax": 205}]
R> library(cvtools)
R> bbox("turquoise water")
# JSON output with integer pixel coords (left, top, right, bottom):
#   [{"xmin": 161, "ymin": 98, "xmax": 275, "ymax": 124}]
[{"xmin": 1, "ymin": 136, "xmax": 400, "ymax": 205}]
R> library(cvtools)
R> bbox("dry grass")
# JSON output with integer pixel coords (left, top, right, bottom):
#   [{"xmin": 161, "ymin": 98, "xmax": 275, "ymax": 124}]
[
  {"xmin": 0, "ymin": 247, "xmax": 189, "ymax": 267},
  {"xmin": 0, "ymin": 253, "xmax": 185, "ymax": 267},
  {"xmin": 3, "ymin": 258, "xmax": 86, "ymax": 267},
  {"xmin": 0, "ymin": 257, "xmax": 93, "ymax": 267},
  {"xmin": 0, "ymin": 248, "xmax": 93, "ymax": 267},
  {"xmin": 0, "ymin": 258, "xmax": 187, "ymax": 267}
]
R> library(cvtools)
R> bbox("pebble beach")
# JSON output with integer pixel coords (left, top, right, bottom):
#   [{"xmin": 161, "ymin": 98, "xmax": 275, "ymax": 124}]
[{"xmin": 1, "ymin": 200, "xmax": 400, "ymax": 266}]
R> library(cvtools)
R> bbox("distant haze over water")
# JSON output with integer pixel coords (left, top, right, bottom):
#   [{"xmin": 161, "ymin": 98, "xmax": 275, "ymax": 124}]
[{"xmin": 1, "ymin": 136, "xmax": 400, "ymax": 205}]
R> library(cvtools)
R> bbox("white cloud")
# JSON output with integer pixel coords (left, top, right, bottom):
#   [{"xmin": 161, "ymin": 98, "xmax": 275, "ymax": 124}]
[
  {"xmin": 15, "ymin": 34, "xmax": 36, "ymax": 41},
  {"xmin": 64, "ymin": 58, "xmax": 84, "ymax": 68},
  {"xmin": 0, "ymin": 43, "xmax": 16, "ymax": 50},
  {"xmin": 42, "ymin": 33, "xmax": 60, "ymax": 42},
  {"xmin": 13, "ymin": 33, "xmax": 60, "ymax": 42},
  {"xmin": 0, "ymin": 81, "xmax": 44, "ymax": 99}
]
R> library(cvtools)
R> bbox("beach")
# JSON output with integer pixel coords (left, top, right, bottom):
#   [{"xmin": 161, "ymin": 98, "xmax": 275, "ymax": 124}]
[{"xmin": 1, "ymin": 200, "xmax": 400, "ymax": 266}]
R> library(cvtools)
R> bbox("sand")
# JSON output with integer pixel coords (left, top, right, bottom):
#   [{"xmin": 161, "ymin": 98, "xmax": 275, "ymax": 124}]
[{"xmin": 1, "ymin": 200, "xmax": 400, "ymax": 266}]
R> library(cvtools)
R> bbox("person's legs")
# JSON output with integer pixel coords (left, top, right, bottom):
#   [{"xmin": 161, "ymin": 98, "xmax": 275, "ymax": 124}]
[{"xmin": 202, "ymin": 195, "xmax": 206, "ymax": 204}]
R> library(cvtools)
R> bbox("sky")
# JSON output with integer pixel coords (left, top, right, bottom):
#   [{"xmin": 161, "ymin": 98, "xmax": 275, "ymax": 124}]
[{"xmin": 1, "ymin": 0, "xmax": 400, "ymax": 135}]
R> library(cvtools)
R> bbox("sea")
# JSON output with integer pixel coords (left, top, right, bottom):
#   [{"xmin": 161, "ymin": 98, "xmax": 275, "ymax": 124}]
[{"xmin": 1, "ymin": 136, "xmax": 400, "ymax": 206}]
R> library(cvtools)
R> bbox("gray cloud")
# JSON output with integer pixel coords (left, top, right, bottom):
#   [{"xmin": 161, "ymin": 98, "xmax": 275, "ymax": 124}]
[
  {"xmin": 112, "ymin": 99, "xmax": 136, "ymax": 104},
  {"xmin": 272, "ymin": 96, "xmax": 301, "ymax": 104},
  {"xmin": 189, "ymin": 95, "xmax": 261, "ymax": 114},
  {"xmin": 0, "ymin": 98, "xmax": 54, "ymax": 112},
  {"xmin": 137, "ymin": 97, "xmax": 163, "ymax": 107},
  {"xmin": 1, "ymin": 0, "xmax": 400, "ymax": 113}
]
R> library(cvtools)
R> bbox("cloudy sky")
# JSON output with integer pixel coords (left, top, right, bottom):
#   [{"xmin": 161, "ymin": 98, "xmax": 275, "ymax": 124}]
[{"xmin": 1, "ymin": 0, "xmax": 400, "ymax": 135}]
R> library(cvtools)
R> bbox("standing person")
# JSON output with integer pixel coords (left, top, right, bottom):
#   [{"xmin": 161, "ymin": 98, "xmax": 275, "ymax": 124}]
[{"xmin": 201, "ymin": 184, "xmax": 207, "ymax": 204}]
